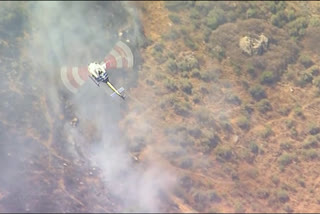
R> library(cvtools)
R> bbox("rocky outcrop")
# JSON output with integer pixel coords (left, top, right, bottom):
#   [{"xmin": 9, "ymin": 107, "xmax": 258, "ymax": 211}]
[{"xmin": 239, "ymin": 34, "xmax": 269, "ymax": 56}]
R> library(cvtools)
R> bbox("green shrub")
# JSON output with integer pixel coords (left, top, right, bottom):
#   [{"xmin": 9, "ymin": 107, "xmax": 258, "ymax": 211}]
[
  {"xmin": 191, "ymin": 19, "xmax": 201, "ymax": 31},
  {"xmin": 237, "ymin": 116, "xmax": 250, "ymax": 130},
  {"xmin": 199, "ymin": 70, "xmax": 218, "ymax": 82},
  {"xmin": 283, "ymin": 205, "xmax": 294, "ymax": 213},
  {"xmin": 206, "ymin": 15, "xmax": 220, "ymax": 30},
  {"xmin": 296, "ymin": 177, "xmax": 306, "ymax": 187},
  {"xmin": 157, "ymin": 73, "xmax": 167, "ymax": 81},
  {"xmin": 279, "ymin": 106, "xmax": 291, "ymax": 116},
  {"xmin": 260, "ymin": 126, "xmax": 273, "ymax": 138},
  {"xmin": 168, "ymin": 14, "xmax": 181, "ymax": 24},
  {"xmin": 225, "ymin": 93, "xmax": 242, "ymax": 105},
  {"xmin": 260, "ymin": 71, "xmax": 277, "ymax": 85},
  {"xmin": 168, "ymin": 51, "xmax": 175, "ymax": 59},
  {"xmin": 285, "ymin": 69, "xmax": 297, "ymax": 82},
  {"xmin": 285, "ymin": 119, "xmax": 295, "ymax": 129},
  {"xmin": 242, "ymin": 80, "xmax": 250, "ymax": 90},
  {"xmin": 174, "ymin": 101, "xmax": 191, "ymax": 117},
  {"xmin": 296, "ymin": 72, "xmax": 313, "ymax": 87},
  {"xmin": 176, "ymin": 55, "xmax": 199, "ymax": 71},
  {"xmin": 287, "ymin": 17, "xmax": 309, "ymax": 40},
  {"xmin": 313, "ymin": 76, "xmax": 320, "ymax": 89},
  {"xmin": 0, "ymin": 4, "xmax": 28, "ymax": 39},
  {"xmin": 160, "ymin": 94, "xmax": 178, "ymax": 109},
  {"xmin": 265, "ymin": 2, "xmax": 276, "ymax": 14},
  {"xmin": 220, "ymin": 119, "xmax": 233, "ymax": 132},
  {"xmin": 231, "ymin": 170, "xmax": 239, "ymax": 181},
  {"xmin": 215, "ymin": 145, "xmax": 233, "ymax": 162},
  {"xmin": 208, "ymin": 45, "xmax": 226, "ymax": 61},
  {"xmin": 278, "ymin": 153, "xmax": 296, "ymax": 168},
  {"xmin": 168, "ymin": 131, "xmax": 193, "ymax": 147},
  {"xmin": 177, "ymin": 61, "xmax": 188, "ymax": 71},
  {"xmin": 191, "ymin": 68, "xmax": 201, "ymax": 78},
  {"xmin": 180, "ymin": 71, "xmax": 189, "ymax": 78},
  {"xmin": 303, "ymin": 136, "xmax": 318, "ymax": 149},
  {"xmin": 206, "ymin": 8, "xmax": 226, "ymax": 30},
  {"xmin": 190, "ymin": 8, "xmax": 200, "ymax": 19},
  {"xmin": 257, "ymin": 99, "xmax": 272, "ymax": 113},
  {"xmin": 203, "ymin": 28, "xmax": 211, "ymax": 43},
  {"xmin": 232, "ymin": 63, "xmax": 242, "ymax": 76},
  {"xmin": 154, "ymin": 43, "xmax": 164, "ymax": 52},
  {"xmin": 180, "ymin": 26, "xmax": 189, "ymax": 35},
  {"xmin": 293, "ymin": 105, "xmax": 303, "ymax": 117},
  {"xmin": 309, "ymin": 16, "xmax": 320, "ymax": 27},
  {"xmin": 152, "ymin": 50, "xmax": 168, "ymax": 64},
  {"xmin": 200, "ymin": 133, "xmax": 220, "ymax": 153},
  {"xmin": 175, "ymin": 134, "xmax": 194, "ymax": 147},
  {"xmin": 290, "ymin": 128, "xmax": 298, "ymax": 137},
  {"xmin": 302, "ymin": 149, "xmax": 319, "ymax": 161},
  {"xmin": 207, "ymin": 132, "xmax": 220, "ymax": 147},
  {"xmin": 180, "ymin": 80, "xmax": 193, "ymax": 94},
  {"xmin": 271, "ymin": 11, "xmax": 288, "ymax": 28},
  {"xmin": 195, "ymin": 1, "xmax": 211, "ymax": 15},
  {"xmin": 239, "ymin": 149, "xmax": 255, "ymax": 164},
  {"xmin": 242, "ymin": 102, "xmax": 254, "ymax": 115},
  {"xmin": 195, "ymin": 107, "xmax": 213, "ymax": 124},
  {"xmin": 275, "ymin": 1, "xmax": 286, "ymax": 12},
  {"xmin": 192, "ymin": 92, "xmax": 201, "ymax": 104},
  {"xmin": 180, "ymin": 175, "xmax": 193, "ymax": 189},
  {"xmin": 246, "ymin": 65, "xmax": 256, "ymax": 78},
  {"xmin": 192, "ymin": 190, "xmax": 208, "ymax": 205},
  {"xmin": 246, "ymin": 8, "xmax": 257, "ymax": 18},
  {"xmin": 165, "ymin": 124, "xmax": 187, "ymax": 135},
  {"xmin": 167, "ymin": 59, "xmax": 177, "ymax": 73},
  {"xmin": 165, "ymin": 1, "xmax": 188, "ymax": 11},
  {"xmin": 271, "ymin": 175, "xmax": 280, "ymax": 185},
  {"xmin": 208, "ymin": 190, "xmax": 221, "ymax": 203},
  {"xmin": 299, "ymin": 55, "xmax": 313, "ymax": 68},
  {"xmin": 276, "ymin": 190, "xmax": 290, "ymax": 203},
  {"xmin": 302, "ymin": 72, "xmax": 313, "ymax": 83},
  {"xmin": 249, "ymin": 85, "xmax": 266, "ymax": 101},
  {"xmin": 307, "ymin": 123, "xmax": 320, "ymax": 135},
  {"xmin": 309, "ymin": 66, "xmax": 319, "ymax": 76},
  {"xmin": 164, "ymin": 79, "xmax": 178, "ymax": 92},
  {"xmin": 286, "ymin": 9, "xmax": 296, "ymax": 21},
  {"xmin": 188, "ymin": 127, "xmax": 202, "ymax": 138},
  {"xmin": 179, "ymin": 157, "xmax": 193, "ymax": 169},
  {"xmin": 184, "ymin": 37, "xmax": 198, "ymax": 51},
  {"xmin": 163, "ymin": 29, "xmax": 180, "ymax": 40}
]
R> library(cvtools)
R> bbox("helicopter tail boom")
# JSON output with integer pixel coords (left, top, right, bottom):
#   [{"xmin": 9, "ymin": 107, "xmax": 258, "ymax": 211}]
[{"xmin": 110, "ymin": 87, "xmax": 125, "ymax": 99}]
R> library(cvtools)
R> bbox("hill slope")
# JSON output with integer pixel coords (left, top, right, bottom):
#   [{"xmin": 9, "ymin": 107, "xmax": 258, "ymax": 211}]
[{"xmin": 121, "ymin": 1, "xmax": 320, "ymax": 212}]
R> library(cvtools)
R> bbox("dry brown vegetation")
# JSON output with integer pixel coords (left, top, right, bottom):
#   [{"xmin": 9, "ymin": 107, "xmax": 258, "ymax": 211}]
[
  {"xmin": 121, "ymin": 1, "xmax": 320, "ymax": 213},
  {"xmin": 2, "ymin": 1, "xmax": 320, "ymax": 213}
]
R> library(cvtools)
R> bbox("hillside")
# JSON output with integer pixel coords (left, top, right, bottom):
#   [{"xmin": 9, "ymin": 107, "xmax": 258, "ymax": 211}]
[
  {"xmin": 121, "ymin": 1, "xmax": 320, "ymax": 212},
  {"xmin": 1, "ymin": 1, "xmax": 320, "ymax": 213}
]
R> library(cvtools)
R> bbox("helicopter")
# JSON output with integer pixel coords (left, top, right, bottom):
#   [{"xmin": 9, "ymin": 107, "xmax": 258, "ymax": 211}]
[
  {"xmin": 60, "ymin": 40, "xmax": 134, "ymax": 100},
  {"xmin": 88, "ymin": 61, "xmax": 125, "ymax": 100}
]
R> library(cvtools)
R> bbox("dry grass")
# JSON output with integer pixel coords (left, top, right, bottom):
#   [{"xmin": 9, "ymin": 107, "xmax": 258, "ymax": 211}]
[{"xmin": 121, "ymin": 1, "xmax": 320, "ymax": 213}]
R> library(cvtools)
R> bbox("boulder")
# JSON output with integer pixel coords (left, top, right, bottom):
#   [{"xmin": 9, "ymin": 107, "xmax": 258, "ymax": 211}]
[{"xmin": 239, "ymin": 34, "xmax": 269, "ymax": 56}]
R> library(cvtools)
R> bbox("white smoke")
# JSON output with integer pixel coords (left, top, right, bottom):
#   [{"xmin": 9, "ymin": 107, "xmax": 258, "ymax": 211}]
[{"xmin": 20, "ymin": 1, "xmax": 175, "ymax": 212}]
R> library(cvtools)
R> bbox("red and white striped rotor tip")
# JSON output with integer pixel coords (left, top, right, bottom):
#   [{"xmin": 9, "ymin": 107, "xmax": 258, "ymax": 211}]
[
  {"xmin": 104, "ymin": 40, "xmax": 134, "ymax": 70},
  {"xmin": 60, "ymin": 41, "xmax": 134, "ymax": 94}
]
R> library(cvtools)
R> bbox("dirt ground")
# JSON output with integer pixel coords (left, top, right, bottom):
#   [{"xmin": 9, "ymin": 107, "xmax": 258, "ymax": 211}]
[{"xmin": 121, "ymin": 1, "xmax": 320, "ymax": 213}]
